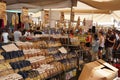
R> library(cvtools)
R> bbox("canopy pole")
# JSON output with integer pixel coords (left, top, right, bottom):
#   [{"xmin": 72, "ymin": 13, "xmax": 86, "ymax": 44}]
[
  {"xmin": 49, "ymin": 8, "xmax": 51, "ymax": 40},
  {"xmin": 69, "ymin": 0, "xmax": 73, "ymax": 30},
  {"xmin": 67, "ymin": 0, "xmax": 73, "ymax": 47}
]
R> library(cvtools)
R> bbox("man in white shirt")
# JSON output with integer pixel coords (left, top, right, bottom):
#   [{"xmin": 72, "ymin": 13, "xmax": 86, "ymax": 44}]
[
  {"xmin": 2, "ymin": 29, "xmax": 9, "ymax": 43},
  {"xmin": 14, "ymin": 27, "xmax": 22, "ymax": 41},
  {"xmin": 24, "ymin": 30, "xmax": 31, "ymax": 36}
]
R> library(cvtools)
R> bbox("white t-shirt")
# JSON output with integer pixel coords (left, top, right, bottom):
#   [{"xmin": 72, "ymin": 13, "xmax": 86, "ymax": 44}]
[
  {"xmin": 116, "ymin": 34, "xmax": 119, "ymax": 40},
  {"xmin": 99, "ymin": 36, "xmax": 105, "ymax": 48},
  {"xmin": 14, "ymin": 31, "xmax": 22, "ymax": 41},
  {"xmin": 24, "ymin": 32, "xmax": 30, "ymax": 36},
  {"xmin": 2, "ymin": 32, "xmax": 9, "ymax": 43}
]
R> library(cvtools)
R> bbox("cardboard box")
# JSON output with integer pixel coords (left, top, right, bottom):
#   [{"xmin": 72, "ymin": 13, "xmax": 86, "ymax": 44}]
[{"xmin": 79, "ymin": 59, "xmax": 118, "ymax": 80}]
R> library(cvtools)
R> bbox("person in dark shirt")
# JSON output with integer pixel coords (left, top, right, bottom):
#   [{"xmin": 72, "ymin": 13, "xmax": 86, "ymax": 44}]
[
  {"xmin": 116, "ymin": 32, "xmax": 120, "ymax": 53},
  {"xmin": 34, "ymin": 27, "xmax": 42, "ymax": 35},
  {"xmin": 105, "ymin": 29, "xmax": 116, "ymax": 62}
]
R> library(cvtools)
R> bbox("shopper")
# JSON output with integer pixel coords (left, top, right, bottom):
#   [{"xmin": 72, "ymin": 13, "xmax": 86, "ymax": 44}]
[
  {"xmin": 112, "ymin": 30, "xmax": 119, "ymax": 56},
  {"xmin": 105, "ymin": 29, "xmax": 116, "ymax": 62},
  {"xmin": 98, "ymin": 31, "xmax": 105, "ymax": 59},
  {"xmin": 112, "ymin": 32, "xmax": 120, "ymax": 62},
  {"xmin": 83, "ymin": 29, "xmax": 92, "ymax": 62},
  {"xmin": 86, "ymin": 29, "xmax": 92, "ymax": 48},
  {"xmin": 116, "ymin": 32, "xmax": 120, "ymax": 53},
  {"xmin": 92, "ymin": 34, "xmax": 99, "ymax": 61},
  {"xmin": 69, "ymin": 29, "xmax": 74, "ymax": 38},
  {"xmin": 1, "ymin": 28, "xmax": 9, "ymax": 43},
  {"xmin": 13, "ymin": 27, "xmax": 22, "ymax": 41},
  {"xmin": 114, "ymin": 30, "xmax": 119, "ymax": 41}
]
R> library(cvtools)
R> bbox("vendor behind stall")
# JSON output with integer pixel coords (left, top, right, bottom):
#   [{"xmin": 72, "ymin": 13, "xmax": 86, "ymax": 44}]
[
  {"xmin": 34, "ymin": 27, "xmax": 42, "ymax": 35},
  {"xmin": 13, "ymin": 27, "xmax": 22, "ymax": 41},
  {"xmin": 1, "ymin": 28, "xmax": 9, "ymax": 43}
]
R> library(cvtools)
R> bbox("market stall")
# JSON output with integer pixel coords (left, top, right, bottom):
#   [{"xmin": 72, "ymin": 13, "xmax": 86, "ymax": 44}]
[{"xmin": 0, "ymin": 0, "xmax": 120, "ymax": 80}]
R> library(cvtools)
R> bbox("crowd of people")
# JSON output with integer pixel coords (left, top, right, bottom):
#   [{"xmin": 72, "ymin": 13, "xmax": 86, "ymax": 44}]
[
  {"xmin": 0, "ymin": 25, "xmax": 43, "ymax": 43},
  {"xmin": 85, "ymin": 28, "xmax": 120, "ymax": 63},
  {"xmin": 68, "ymin": 26, "xmax": 120, "ymax": 63},
  {"xmin": 56, "ymin": 26, "xmax": 120, "ymax": 63},
  {"xmin": 0, "ymin": 26, "xmax": 23, "ymax": 43}
]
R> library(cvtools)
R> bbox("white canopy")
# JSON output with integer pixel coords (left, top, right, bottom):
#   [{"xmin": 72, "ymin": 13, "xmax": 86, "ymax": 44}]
[{"xmin": 3, "ymin": 0, "xmax": 120, "ymax": 27}]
